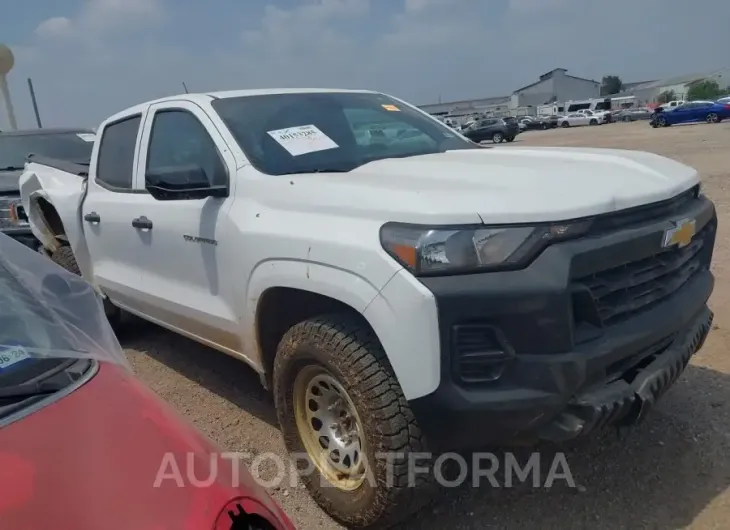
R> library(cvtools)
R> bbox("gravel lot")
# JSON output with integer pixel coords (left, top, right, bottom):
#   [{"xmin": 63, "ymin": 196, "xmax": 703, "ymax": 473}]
[{"xmin": 126, "ymin": 120, "xmax": 730, "ymax": 529}]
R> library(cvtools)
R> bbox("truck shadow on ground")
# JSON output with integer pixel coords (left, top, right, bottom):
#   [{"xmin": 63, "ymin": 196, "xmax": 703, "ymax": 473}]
[
  {"xmin": 402, "ymin": 364, "xmax": 730, "ymax": 529},
  {"xmin": 119, "ymin": 320, "xmax": 730, "ymax": 529},
  {"xmin": 117, "ymin": 317, "xmax": 279, "ymax": 428}
]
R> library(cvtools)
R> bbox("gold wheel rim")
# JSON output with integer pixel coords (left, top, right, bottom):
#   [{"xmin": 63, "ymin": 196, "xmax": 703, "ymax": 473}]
[{"xmin": 293, "ymin": 365, "xmax": 367, "ymax": 491}]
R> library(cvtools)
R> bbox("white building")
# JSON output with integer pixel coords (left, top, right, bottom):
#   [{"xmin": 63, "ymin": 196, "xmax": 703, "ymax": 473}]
[
  {"xmin": 509, "ymin": 68, "xmax": 601, "ymax": 108},
  {"xmin": 608, "ymin": 67, "xmax": 730, "ymax": 104}
]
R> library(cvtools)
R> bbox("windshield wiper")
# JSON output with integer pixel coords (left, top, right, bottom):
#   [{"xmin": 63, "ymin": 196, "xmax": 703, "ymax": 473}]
[
  {"xmin": 0, "ymin": 166, "xmax": 25, "ymax": 171},
  {"xmin": 0, "ymin": 379, "xmax": 67, "ymax": 400}
]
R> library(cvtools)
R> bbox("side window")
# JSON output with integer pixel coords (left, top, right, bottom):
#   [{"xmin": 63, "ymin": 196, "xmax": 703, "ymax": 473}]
[
  {"xmin": 96, "ymin": 115, "xmax": 141, "ymax": 190},
  {"xmin": 145, "ymin": 110, "xmax": 227, "ymax": 187}
]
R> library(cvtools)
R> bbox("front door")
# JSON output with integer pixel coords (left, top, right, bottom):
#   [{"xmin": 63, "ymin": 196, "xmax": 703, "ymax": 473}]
[{"xmin": 129, "ymin": 101, "xmax": 242, "ymax": 354}]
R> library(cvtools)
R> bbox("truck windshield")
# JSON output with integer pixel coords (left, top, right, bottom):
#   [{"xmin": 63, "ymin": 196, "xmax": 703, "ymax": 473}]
[
  {"xmin": 211, "ymin": 92, "xmax": 478, "ymax": 175},
  {"xmin": 0, "ymin": 132, "xmax": 94, "ymax": 170}
]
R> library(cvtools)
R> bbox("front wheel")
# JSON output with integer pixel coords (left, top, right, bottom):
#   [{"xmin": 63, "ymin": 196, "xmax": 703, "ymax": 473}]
[
  {"xmin": 707, "ymin": 112, "xmax": 720, "ymax": 123},
  {"xmin": 274, "ymin": 315, "xmax": 434, "ymax": 529},
  {"xmin": 655, "ymin": 115, "xmax": 667, "ymax": 127},
  {"xmin": 561, "ymin": 121, "xmax": 570, "ymax": 128},
  {"xmin": 589, "ymin": 119, "xmax": 598, "ymax": 125}
]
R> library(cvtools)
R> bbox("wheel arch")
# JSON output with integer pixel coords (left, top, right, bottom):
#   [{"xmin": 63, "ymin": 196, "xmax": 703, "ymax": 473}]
[{"xmin": 246, "ymin": 260, "xmax": 393, "ymax": 390}]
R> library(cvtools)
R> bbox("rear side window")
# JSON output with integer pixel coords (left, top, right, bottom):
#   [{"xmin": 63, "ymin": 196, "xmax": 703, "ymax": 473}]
[{"xmin": 96, "ymin": 115, "xmax": 141, "ymax": 190}]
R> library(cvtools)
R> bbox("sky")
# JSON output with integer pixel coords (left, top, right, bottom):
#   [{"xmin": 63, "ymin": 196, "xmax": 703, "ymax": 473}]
[{"xmin": 1, "ymin": 0, "xmax": 728, "ymax": 128}]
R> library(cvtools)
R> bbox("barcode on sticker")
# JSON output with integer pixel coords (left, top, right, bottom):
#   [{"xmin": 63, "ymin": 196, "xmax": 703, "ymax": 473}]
[{"xmin": 0, "ymin": 346, "xmax": 32, "ymax": 370}]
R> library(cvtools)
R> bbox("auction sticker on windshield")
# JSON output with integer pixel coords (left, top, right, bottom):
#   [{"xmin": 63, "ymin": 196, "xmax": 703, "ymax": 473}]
[
  {"xmin": 267, "ymin": 124, "xmax": 338, "ymax": 157},
  {"xmin": 0, "ymin": 345, "xmax": 31, "ymax": 371}
]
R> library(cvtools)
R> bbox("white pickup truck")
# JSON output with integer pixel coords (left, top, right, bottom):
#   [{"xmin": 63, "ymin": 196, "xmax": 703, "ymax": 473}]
[{"xmin": 20, "ymin": 88, "xmax": 717, "ymax": 528}]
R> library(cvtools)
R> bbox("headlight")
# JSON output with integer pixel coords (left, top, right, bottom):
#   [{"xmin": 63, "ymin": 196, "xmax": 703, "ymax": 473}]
[{"xmin": 380, "ymin": 221, "xmax": 590, "ymax": 275}]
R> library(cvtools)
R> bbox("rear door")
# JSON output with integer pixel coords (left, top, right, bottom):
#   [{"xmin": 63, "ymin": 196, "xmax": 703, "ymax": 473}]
[{"xmin": 81, "ymin": 113, "xmax": 149, "ymax": 305}]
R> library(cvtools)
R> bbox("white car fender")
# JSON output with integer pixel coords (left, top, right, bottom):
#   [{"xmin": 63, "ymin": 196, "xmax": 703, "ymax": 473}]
[{"xmin": 244, "ymin": 259, "xmax": 394, "ymax": 366}]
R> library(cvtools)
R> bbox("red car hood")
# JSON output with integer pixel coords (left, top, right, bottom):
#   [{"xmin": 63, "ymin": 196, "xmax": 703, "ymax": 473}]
[{"xmin": 0, "ymin": 363, "xmax": 293, "ymax": 530}]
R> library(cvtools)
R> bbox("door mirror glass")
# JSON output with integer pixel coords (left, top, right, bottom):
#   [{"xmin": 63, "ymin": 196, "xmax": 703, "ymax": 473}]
[{"xmin": 145, "ymin": 164, "xmax": 228, "ymax": 201}]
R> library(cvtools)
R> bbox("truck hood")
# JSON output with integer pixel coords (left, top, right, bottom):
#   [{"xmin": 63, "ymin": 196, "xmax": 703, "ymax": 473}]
[
  {"xmin": 0, "ymin": 170, "xmax": 22, "ymax": 194},
  {"xmin": 258, "ymin": 147, "xmax": 699, "ymax": 225}
]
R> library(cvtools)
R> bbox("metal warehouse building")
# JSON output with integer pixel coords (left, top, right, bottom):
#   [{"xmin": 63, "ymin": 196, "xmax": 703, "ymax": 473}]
[
  {"xmin": 508, "ymin": 68, "xmax": 600, "ymax": 107},
  {"xmin": 420, "ymin": 68, "xmax": 601, "ymax": 119}
]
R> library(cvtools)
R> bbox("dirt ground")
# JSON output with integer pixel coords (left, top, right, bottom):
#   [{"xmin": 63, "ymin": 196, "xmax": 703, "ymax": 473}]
[{"xmin": 125, "ymin": 120, "xmax": 730, "ymax": 529}]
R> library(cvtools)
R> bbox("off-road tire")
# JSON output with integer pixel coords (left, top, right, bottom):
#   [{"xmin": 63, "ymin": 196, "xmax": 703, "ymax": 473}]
[
  {"xmin": 51, "ymin": 246, "xmax": 81, "ymax": 275},
  {"xmin": 50, "ymin": 246, "xmax": 120, "ymax": 325},
  {"xmin": 273, "ymin": 315, "xmax": 434, "ymax": 529}
]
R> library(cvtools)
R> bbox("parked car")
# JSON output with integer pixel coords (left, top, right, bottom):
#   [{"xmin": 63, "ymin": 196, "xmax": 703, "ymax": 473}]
[
  {"xmin": 19, "ymin": 88, "xmax": 717, "ymax": 528},
  {"xmin": 650, "ymin": 100, "xmax": 730, "ymax": 127},
  {"xmin": 657, "ymin": 100, "xmax": 686, "ymax": 111},
  {"xmin": 519, "ymin": 116, "xmax": 551, "ymax": 130},
  {"xmin": 615, "ymin": 107, "xmax": 653, "ymax": 122},
  {"xmin": 0, "ymin": 128, "xmax": 95, "ymax": 250},
  {"xmin": 461, "ymin": 116, "xmax": 520, "ymax": 143},
  {"xmin": 716, "ymin": 96, "xmax": 730, "ymax": 105},
  {"xmin": 576, "ymin": 109, "xmax": 609, "ymax": 123},
  {"xmin": 0, "ymin": 233, "xmax": 295, "ymax": 530},
  {"xmin": 559, "ymin": 112, "xmax": 601, "ymax": 127}
]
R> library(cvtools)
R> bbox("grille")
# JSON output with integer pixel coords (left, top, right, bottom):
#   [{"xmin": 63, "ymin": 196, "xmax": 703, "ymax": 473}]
[
  {"xmin": 588, "ymin": 185, "xmax": 699, "ymax": 235},
  {"xmin": 574, "ymin": 223, "xmax": 710, "ymax": 327}
]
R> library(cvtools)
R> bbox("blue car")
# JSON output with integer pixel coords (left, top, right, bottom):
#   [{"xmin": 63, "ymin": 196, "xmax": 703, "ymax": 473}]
[{"xmin": 650, "ymin": 100, "xmax": 730, "ymax": 127}]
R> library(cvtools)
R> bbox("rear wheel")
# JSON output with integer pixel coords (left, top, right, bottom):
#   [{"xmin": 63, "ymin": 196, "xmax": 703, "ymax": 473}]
[
  {"xmin": 707, "ymin": 112, "xmax": 719, "ymax": 123},
  {"xmin": 506, "ymin": 136, "xmax": 515, "ymax": 142},
  {"xmin": 589, "ymin": 119, "xmax": 598, "ymax": 125},
  {"xmin": 274, "ymin": 315, "xmax": 434, "ymax": 529},
  {"xmin": 492, "ymin": 132, "xmax": 504, "ymax": 143},
  {"xmin": 623, "ymin": 115, "xmax": 632, "ymax": 122},
  {"xmin": 50, "ymin": 246, "xmax": 121, "ymax": 325}
]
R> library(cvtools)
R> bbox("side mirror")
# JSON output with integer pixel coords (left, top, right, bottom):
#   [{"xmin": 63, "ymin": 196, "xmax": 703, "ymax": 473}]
[{"xmin": 145, "ymin": 165, "xmax": 228, "ymax": 201}]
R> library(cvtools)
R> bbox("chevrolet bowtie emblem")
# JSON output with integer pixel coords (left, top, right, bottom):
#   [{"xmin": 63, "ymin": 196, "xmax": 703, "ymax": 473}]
[{"xmin": 663, "ymin": 218, "xmax": 696, "ymax": 249}]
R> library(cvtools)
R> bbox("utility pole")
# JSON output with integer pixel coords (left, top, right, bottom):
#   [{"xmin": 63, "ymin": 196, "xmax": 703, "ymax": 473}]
[{"xmin": 27, "ymin": 78, "xmax": 42, "ymax": 128}]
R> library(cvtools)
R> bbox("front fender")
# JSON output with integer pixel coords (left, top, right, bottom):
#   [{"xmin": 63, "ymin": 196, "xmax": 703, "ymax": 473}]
[
  {"xmin": 243, "ymin": 259, "xmax": 387, "ymax": 364},
  {"xmin": 244, "ymin": 260, "xmax": 441, "ymax": 401}
]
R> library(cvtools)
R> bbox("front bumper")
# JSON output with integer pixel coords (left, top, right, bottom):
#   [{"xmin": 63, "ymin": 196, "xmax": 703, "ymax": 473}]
[{"xmin": 409, "ymin": 193, "xmax": 717, "ymax": 450}]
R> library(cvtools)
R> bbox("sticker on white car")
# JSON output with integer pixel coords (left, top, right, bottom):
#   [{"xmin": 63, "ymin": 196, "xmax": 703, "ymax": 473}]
[
  {"xmin": 77, "ymin": 133, "xmax": 96, "ymax": 142},
  {"xmin": 267, "ymin": 124, "xmax": 339, "ymax": 156}
]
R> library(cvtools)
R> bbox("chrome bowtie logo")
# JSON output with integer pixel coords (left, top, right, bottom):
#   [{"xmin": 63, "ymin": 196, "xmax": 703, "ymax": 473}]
[{"xmin": 663, "ymin": 218, "xmax": 696, "ymax": 249}]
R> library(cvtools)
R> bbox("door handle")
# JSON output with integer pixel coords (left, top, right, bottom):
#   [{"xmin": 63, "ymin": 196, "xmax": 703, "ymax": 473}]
[
  {"xmin": 132, "ymin": 216, "xmax": 153, "ymax": 230},
  {"xmin": 84, "ymin": 212, "xmax": 101, "ymax": 223}
]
